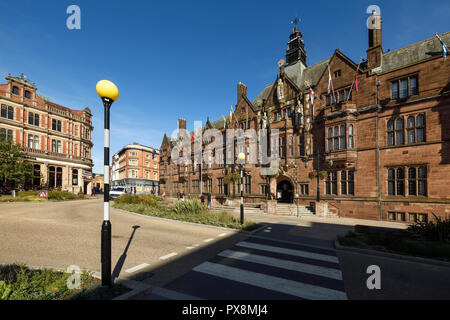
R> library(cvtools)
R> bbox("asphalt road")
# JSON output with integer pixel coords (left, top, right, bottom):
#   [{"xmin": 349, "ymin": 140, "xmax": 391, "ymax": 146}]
[{"xmin": 0, "ymin": 198, "xmax": 248, "ymax": 285}]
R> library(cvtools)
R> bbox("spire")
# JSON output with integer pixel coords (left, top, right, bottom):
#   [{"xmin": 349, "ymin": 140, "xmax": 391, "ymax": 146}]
[{"xmin": 286, "ymin": 16, "xmax": 307, "ymax": 66}]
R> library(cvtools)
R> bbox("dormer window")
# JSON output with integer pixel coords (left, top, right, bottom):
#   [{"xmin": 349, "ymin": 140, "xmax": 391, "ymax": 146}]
[
  {"xmin": 12, "ymin": 86, "xmax": 19, "ymax": 95},
  {"xmin": 24, "ymin": 90, "xmax": 31, "ymax": 99}
]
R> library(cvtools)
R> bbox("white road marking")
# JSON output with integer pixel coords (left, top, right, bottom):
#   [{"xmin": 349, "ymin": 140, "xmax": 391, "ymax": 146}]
[
  {"xmin": 159, "ymin": 252, "xmax": 178, "ymax": 260},
  {"xmin": 203, "ymin": 238, "xmax": 214, "ymax": 243},
  {"xmin": 125, "ymin": 263, "xmax": 150, "ymax": 274},
  {"xmin": 218, "ymin": 250, "xmax": 343, "ymax": 280},
  {"xmin": 218, "ymin": 233, "xmax": 228, "ymax": 237},
  {"xmin": 263, "ymin": 230, "xmax": 271, "ymax": 232},
  {"xmin": 193, "ymin": 262, "xmax": 347, "ymax": 300},
  {"xmin": 235, "ymin": 242, "xmax": 339, "ymax": 263}
]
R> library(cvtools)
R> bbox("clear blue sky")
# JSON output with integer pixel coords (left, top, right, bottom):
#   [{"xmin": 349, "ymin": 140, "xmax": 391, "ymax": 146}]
[{"xmin": 0, "ymin": 0, "xmax": 448, "ymax": 172}]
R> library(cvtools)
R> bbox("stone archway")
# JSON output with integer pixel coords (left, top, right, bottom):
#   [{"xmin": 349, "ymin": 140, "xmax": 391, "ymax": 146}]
[{"xmin": 276, "ymin": 177, "xmax": 294, "ymax": 203}]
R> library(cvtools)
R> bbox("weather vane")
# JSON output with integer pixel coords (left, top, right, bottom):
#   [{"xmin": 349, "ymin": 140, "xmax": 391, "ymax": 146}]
[{"xmin": 291, "ymin": 14, "xmax": 300, "ymax": 27}]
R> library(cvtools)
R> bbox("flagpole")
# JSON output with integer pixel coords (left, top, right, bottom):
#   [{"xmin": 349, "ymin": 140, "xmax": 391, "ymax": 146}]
[
  {"xmin": 328, "ymin": 64, "xmax": 336, "ymax": 104},
  {"xmin": 347, "ymin": 57, "xmax": 363, "ymax": 101}
]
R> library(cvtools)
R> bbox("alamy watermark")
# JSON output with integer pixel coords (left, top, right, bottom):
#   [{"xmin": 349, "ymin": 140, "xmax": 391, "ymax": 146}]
[
  {"xmin": 66, "ymin": 5, "xmax": 81, "ymax": 30},
  {"xmin": 167, "ymin": 125, "xmax": 282, "ymax": 176}
]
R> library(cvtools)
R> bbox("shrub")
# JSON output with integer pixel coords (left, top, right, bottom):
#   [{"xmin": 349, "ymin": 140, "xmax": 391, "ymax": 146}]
[
  {"xmin": 407, "ymin": 213, "xmax": 450, "ymax": 243},
  {"xmin": 18, "ymin": 190, "xmax": 38, "ymax": 197},
  {"xmin": 48, "ymin": 190, "xmax": 76, "ymax": 200},
  {"xmin": 173, "ymin": 199, "xmax": 205, "ymax": 214}
]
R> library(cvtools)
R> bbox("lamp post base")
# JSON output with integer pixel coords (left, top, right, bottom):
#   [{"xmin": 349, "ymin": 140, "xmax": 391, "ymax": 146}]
[{"xmin": 101, "ymin": 220, "xmax": 112, "ymax": 287}]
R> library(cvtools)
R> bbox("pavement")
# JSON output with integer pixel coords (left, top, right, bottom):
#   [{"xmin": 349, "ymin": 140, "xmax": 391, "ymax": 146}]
[{"xmin": 1, "ymin": 198, "xmax": 449, "ymax": 300}]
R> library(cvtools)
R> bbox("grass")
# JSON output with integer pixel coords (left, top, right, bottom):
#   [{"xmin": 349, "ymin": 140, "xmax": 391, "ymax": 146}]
[
  {"xmin": 0, "ymin": 264, "xmax": 130, "ymax": 300},
  {"xmin": 113, "ymin": 195, "xmax": 260, "ymax": 231},
  {"xmin": 337, "ymin": 229, "xmax": 450, "ymax": 261},
  {"xmin": 0, "ymin": 190, "xmax": 88, "ymax": 202}
]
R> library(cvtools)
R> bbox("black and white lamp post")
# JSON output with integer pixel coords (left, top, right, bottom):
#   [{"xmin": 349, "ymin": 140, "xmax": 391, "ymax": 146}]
[
  {"xmin": 96, "ymin": 80, "xmax": 119, "ymax": 287},
  {"xmin": 238, "ymin": 152, "xmax": 245, "ymax": 225}
]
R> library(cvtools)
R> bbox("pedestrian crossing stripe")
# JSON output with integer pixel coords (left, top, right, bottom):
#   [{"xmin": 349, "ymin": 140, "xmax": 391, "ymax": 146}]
[
  {"xmin": 193, "ymin": 262, "xmax": 347, "ymax": 300},
  {"xmin": 218, "ymin": 249, "xmax": 343, "ymax": 280},
  {"xmin": 235, "ymin": 241, "xmax": 339, "ymax": 263}
]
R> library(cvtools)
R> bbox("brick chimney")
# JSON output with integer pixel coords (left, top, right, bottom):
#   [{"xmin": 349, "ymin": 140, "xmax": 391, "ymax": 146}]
[
  {"xmin": 367, "ymin": 11, "xmax": 383, "ymax": 70},
  {"xmin": 237, "ymin": 82, "xmax": 247, "ymax": 102}
]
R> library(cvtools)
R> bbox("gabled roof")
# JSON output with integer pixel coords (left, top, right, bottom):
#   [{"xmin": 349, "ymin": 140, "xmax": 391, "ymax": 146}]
[
  {"xmin": 253, "ymin": 83, "xmax": 274, "ymax": 109},
  {"xmin": 380, "ymin": 31, "xmax": 450, "ymax": 73}
]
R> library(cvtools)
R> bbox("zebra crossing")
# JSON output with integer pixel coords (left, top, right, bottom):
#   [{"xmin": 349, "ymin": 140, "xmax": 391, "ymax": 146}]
[{"xmin": 156, "ymin": 235, "xmax": 348, "ymax": 300}]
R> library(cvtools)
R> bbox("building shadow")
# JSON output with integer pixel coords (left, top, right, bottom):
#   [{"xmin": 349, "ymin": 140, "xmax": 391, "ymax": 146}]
[{"xmin": 111, "ymin": 225, "xmax": 140, "ymax": 282}]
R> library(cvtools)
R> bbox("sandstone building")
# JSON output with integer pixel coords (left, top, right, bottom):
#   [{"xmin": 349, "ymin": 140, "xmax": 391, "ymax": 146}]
[
  {"xmin": 111, "ymin": 142, "xmax": 160, "ymax": 194},
  {"xmin": 159, "ymin": 12, "xmax": 450, "ymax": 222},
  {"xmin": 0, "ymin": 74, "xmax": 94, "ymax": 194}
]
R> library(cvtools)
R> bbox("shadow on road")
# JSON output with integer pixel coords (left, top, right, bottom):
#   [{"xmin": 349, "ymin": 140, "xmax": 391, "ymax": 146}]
[{"xmin": 112, "ymin": 225, "xmax": 140, "ymax": 282}]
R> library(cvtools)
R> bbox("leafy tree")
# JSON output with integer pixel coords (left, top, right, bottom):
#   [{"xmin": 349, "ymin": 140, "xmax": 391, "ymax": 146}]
[{"xmin": 0, "ymin": 139, "xmax": 33, "ymax": 190}]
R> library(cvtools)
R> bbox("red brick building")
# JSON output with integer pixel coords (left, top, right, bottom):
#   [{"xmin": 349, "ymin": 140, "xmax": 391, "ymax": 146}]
[
  {"xmin": 111, "ymin": 142, "xmax": 160, "ymax": 194},
  {"xmin": 0, "ymin": 74, "xmax": 94, "ymax": 194},
  {"xmin": 159, "ymin": 12, "xmax": 450, "ymax": 222}
]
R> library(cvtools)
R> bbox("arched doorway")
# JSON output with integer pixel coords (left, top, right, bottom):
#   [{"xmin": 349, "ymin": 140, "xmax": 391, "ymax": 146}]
[{"xmin": 276, "ymin": 180, "xmax": 294, "ymax": 203}]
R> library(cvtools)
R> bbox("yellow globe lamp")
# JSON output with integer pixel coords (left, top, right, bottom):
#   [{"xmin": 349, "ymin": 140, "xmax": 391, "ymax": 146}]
[
  {"xmin": 96, "ymin": 80, "xmax": 119, "ymax": 102},
  {"xmin": 238, "ymin": 152, "xmax": 245, "ymax": 161}
]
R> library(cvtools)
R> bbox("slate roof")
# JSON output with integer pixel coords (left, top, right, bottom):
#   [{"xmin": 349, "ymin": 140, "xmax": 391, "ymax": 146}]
[{"xmin": 380, "ymin": 31, "xmax": 450, "ymax": 73}]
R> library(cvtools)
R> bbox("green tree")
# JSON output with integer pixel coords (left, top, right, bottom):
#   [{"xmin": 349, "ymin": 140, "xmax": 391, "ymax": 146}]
[{"xmin": 0, "ymin": 139, "xmax": 33, "ymax": 190}]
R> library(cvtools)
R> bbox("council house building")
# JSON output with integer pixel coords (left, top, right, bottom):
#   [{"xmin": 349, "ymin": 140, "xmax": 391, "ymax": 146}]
[{"xmin": 159, "ymin": 12, "xmax": 450, "ymax": 223}]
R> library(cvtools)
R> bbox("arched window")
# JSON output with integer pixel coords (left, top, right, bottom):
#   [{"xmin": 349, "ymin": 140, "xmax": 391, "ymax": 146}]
[
  {"xmin": 395, "ymin": 118, "xmax": 404, "ymax": 145},
  {"xmin": 12, "ymin": 86, "xmax": 19, "ymax": 95},
  {"xmin": 28, "ymin": 135, "xmax": 34, "ymax": 148},
  {"xmin": 416, "ymin": 114, "xmax": 425, "ymax": 142},
  {"xmin": 34, "ymin": 136, "xmax": 39, "ymax": 149},
  {"xmin": 0, "ymin": 128, "xmax": 6, "ymax": 141},
  {"xmin": 49, "ymin": 166, "xmax": 56, "ymax": 189},
  {"xmin": 348, "ymin": 125, "xmax": 354, "ymax": 149},
  {"xmin": 56, "ymin": 167, "xmax": 63, "ymax": 188},
  {"xmin": 72, "ymin": 169, "xmax": 78, "ymax": 186},
  {"xmin": 388, "ymin": 168, "xmax": 395, "ymax": 195},
  {"xmin": 407, "ymin": 116, "xmax": 415, "ymax": 143}
]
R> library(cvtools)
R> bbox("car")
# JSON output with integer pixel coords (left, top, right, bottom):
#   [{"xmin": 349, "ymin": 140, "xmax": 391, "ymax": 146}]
[{"xmin": 109, "ymin": 187, "xmax": 125, "ymax": 200}]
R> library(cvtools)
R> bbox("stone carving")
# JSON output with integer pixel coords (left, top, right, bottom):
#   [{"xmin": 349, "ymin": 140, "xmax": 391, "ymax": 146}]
[{"xmin": 277, "ymin": 78, "xmax": 284, "ymax": 101}]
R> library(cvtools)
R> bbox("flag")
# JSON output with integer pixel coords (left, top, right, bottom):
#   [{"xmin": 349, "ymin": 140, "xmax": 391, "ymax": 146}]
[
  {"xmin": 309, "ymin": 87, "xmax": 315, "ymax": 105},
  {"xmin": 222, "ymin": 115, "xmax": 227, "ymax": 129},
  {"xmin": 435, "ymin": 33, "xmax": 449, "ymax": 60},
  {"xmin": 152, "ymin": 149, "xmax": 156, "ymax": 159},
  {"xmin": 229, "ymin": 105, "xmax": 233, "ymax": 124},
  {"xmin": 327, "ymin": 65, "xmax": 332, "ymax": 94},
  {"xmin": 191, "ymin": 132, "xmax": 194, "ymax": 143},
  {"xmin": 355, "ymin": 70, "xmax": 359, "ymax": 92},
  {"xmin": 246, "ymin": 108, "xmax": 249, "ymax": 127}
]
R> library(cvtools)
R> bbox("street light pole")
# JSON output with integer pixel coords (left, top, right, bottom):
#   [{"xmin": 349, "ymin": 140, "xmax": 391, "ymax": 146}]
[
  {"xmin": 316, "ymin": 151, "xmax": 320, "ymax": 202},
  {"xmin": 238, "ymin": 152, "xmax": 245, "ymax": 225},
  {"xmin": 96, "ymin": 80, "xmax": 119, "ymax": 287}
]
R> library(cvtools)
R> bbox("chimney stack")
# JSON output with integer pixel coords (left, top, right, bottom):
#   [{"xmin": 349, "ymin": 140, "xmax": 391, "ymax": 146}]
[
  {"xmin": 178, "ymin": 118, "xmax": 186, "ymax": 130},
  {"xmin": 237, "ymin": 82, "xmax": 247, "ymax": 102},
  {"xmin": 367, "ymin": 11, "xmax": 383, "ymax": 70}
]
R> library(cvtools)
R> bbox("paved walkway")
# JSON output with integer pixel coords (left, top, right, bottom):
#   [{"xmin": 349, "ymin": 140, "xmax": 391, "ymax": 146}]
[
  {"xmin": 226, "ymin": 207, "xmax": 407, "ymax": 242},
  {"xmin": 142, "ymin": 230, "xmax": 347, "ymax": 300}
]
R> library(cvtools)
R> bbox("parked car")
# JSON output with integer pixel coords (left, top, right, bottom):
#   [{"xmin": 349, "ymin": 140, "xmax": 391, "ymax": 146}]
[{"xmin": 109, "ymin": 187, "xmax": 125, "ymax": 200}]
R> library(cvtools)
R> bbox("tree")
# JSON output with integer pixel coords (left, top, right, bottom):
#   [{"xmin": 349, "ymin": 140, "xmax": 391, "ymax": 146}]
[{"xmin": 0, "ymin": 139, "xmax": 33, "ymax": 190}]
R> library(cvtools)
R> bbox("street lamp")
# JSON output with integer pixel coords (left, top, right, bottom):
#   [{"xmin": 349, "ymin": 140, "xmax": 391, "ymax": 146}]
[
  {"xmin": 96, "ymin": 80, "xmax": 119, "ymax": 287},
  {"xmin": 238, "ymin": 152, "xmax": 245, "ymax": 225}
]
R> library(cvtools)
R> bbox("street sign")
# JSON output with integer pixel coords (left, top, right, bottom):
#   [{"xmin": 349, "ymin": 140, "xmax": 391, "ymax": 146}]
[{"xmin": 38, "ymin": 190, "xmax": 48, "ymax": 198}]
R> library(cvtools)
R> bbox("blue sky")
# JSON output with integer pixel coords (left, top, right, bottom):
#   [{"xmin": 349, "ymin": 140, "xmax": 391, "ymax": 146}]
[{"xmin": 0, "ymin": 0, "xmax": 448, "ymax": 172}]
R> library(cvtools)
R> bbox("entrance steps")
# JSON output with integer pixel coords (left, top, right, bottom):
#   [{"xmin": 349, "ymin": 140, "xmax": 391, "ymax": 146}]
[{"xmin": 275, "ymin": 203, "xmax": 315, "ymax": 216}]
